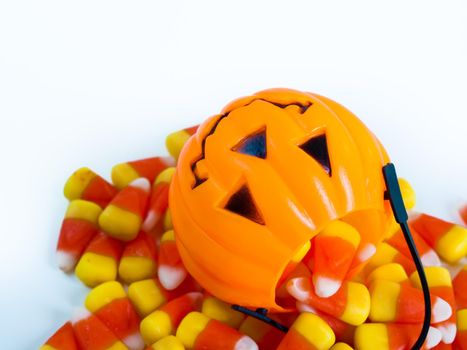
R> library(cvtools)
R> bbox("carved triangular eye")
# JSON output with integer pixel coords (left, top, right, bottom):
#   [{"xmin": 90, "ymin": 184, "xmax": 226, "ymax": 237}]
[
  {"xmin": 232, "ymin": 128, "xmax": 267, "ymax": 159},
  {"xmin": 224, "ymin": 185, "xmax": 265, "ymax": 224},
  {"xmin": 299, "ymin": 134, "xmax": 332, "ymax": 176}
]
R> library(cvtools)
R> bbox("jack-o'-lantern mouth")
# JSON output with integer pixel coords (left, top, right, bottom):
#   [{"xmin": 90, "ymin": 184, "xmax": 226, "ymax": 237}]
[{"xmin": 274, "ymin": 207, "xmax": 386, "ymax": 310}]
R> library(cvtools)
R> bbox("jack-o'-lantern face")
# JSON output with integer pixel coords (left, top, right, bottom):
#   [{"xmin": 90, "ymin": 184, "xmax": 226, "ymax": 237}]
[{"xmin": 169, "ymin": 88, "xmax": 392, "ymax": 311}]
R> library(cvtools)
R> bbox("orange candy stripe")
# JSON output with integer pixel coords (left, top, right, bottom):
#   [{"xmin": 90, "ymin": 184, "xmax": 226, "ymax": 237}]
[
  {"xmin": 111, "ymin": 185, "xmax": 149, "ymax": 215},
  {"xmin": 387, "ymin": 323, "xmax": 425, "ymax": 350},
  {"xmin": 184, "ymin": 125, "xmax": 199, "ymax": 135},
  {"xmin": 127, "ymin": 157, "xmax": 173, "ymax": 184},
  {"xmin": 453, "ymin": 269, "xmax": 467, "ymax": 309},
  {"xmin": 148, "ymin": 183, "xmax": 170, "ymax": 212},
  {"xmin": 410, "ymin": 214, "xmax": 454, "ymax": 248},
  {"xmin": 313, "ymin": 235, "xmax": 356, "ymax": 280},
  {"xmin": 277, "ymin": 328, "xmax": 318, "ymax": 350},
  {"xmin": 44, "ymin": 322, "xmax": 79, "ymax": 350},
  {"xmin": 292, "ymin": 279, "xmax": 349, "ymax": 318},
  {"xmin": 396, "ymin": 284, "xmax": 433, "ymax": 323},
  {"xmin": 122, "ymin": 232, "xmax": 157, "ymax": 260},
  {"xmin": 57, "ymin": 219, "xmax": 97, "ymax": 258},
  {"xmin": 84, "ymin": 232, "xmax": 123, "ymax": 261},
  {"xmin": 73, "ymin": 313, "xmax": 122, "ymax": 350},
  {"xmin": 82, "ymin": 176, "xmax": 117, "ymax": 208},
  {"xmin": 392, "ymin": 251, "xmax": 416, "ymax": 275},
  {"xmin": 159, "ymin": 293, "xmax": 202, "ymax": 329},
  {"xmin": 194, "ymin": 319, "xmax": 245, "ymax": 350},
  {"xmin": 143, "ymin": 183, "xmax": 170, "ymax": 231},
  {"xmin": 94, "ymin": 298, "xmax": 141, "ymax": 342},
  {"xmin": 159, "ymin": 239, "xmax": 182, "ymax": 267},
  {"xmin": 387, "ymin": 225, "xmax": 435, "ymax": 260}
]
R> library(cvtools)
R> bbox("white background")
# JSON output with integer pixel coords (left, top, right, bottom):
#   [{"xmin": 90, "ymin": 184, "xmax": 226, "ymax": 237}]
[{"xmin": 1, "ymin": 1, "xmax": 466, "ymax": 348}]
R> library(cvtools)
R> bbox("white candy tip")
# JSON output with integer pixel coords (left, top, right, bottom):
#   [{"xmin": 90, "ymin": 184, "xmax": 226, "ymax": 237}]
[
  {"xmin": 130, "ymin": 177, "xmax": 151, "ymax": 192},
  {"xmin": 286, "ymin": 278, "xmax": 310, "ymax": 302},
  {"xmin": 123, "ymin": 332, "xmax": 145, "ymax": 350},
  {"xmin": 313, "ymin": 276, "xmax": 341, "ymax": 298},
  {"xmin": 432, "ymin": 297, "xmax": 452, "ymax": 323},
  {"xmin": 142, "ymin": 211, "xmax": 159, "ymax": 232},
  {"xmin": 234, "ymin": 336, "xmax": 259, "ymax": 350},
  {"xmin": 56, "ymin": 251, "xmax": 77, "ymax": 272},
  {"xmin": 426, "ymin": 327, "xmax": 442, "ymax": 349},
  {"xmin": 358, "ymin": 243, "xmax": 376, "ymax": 262},
  {"xmin": 296, "ymin": 302, "xmax": 317, "ymax": 314},
  {"xmin": 162, "ymin": 156, "xmax": 176, "ymax": 167},
  {"xmin": 158, "ymin": 265, "xmax": 187, "ymax": 290},
  {"xmin": 436, "ymin": 322, "xmax": 457, "ymax": 344},
  {"xmin": 421, "ymin": 250, "xmax": 441, "ymax": 267},
  {"xmin": 186, "ymin": 292, "xmax": 203, "ymax": 302},
  {"xmin": 71, "ymin": 307, "xmax": 92, "ymax": 324}
]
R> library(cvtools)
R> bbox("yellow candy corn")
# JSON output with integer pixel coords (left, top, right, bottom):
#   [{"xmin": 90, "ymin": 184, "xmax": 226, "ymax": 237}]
[
  {"xmin": 85, "ymin": 281, "xmax": 126, "ymax": 313},
  {"xmin": 149, "ymin": 336, "xmax": 185, "ymax": 350},
  {"xmin": 128, "ymin": 279, "xmax": 167, "ymax": 317},
  {"xmin": 201, "ymin": 296, "xmax": 244, "ymax": 328},
  {"xmin": 277, "ymin": 312, "xmax": 335, "ymax": 350}
]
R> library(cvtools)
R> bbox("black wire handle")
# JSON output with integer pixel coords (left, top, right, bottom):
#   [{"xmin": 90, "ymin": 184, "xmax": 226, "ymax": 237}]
[
  {"xmin": 383, "ymin": 163, "xmax": 431, "ymax": 350},
  {"xmin": 231, "ymin": 306, "xmax": 289, "ymax": 332},
  {"xmin": 233, "ymin": 163, "xmax": 432, "ymax": 350}
]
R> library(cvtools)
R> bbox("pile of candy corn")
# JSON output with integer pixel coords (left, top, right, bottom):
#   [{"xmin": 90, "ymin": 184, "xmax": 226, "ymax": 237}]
[{"xmin": 41, "ymin": 125, "xmax": 467, "ymax": 350}]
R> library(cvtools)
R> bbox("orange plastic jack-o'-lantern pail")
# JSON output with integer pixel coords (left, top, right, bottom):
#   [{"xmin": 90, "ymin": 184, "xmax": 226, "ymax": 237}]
[{"xmin": 169, "ymin": 88, "xmax": 393, "ymax": 311}]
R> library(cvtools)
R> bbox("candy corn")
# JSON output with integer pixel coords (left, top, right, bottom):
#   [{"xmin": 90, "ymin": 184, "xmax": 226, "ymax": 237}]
[
  {"xmin": 166, "ymin": 126, "xmax": 198, "ymax": 160},
  {"xmin": 147, "ymin": 336, "xmax": 185, "ymax": 350},
  {"xmin": 455, "ymin": 309, "xmax": 467, "ymax": 350},
  {"xmin": 72, "ymin": 307, "xmax": 128, "ymax": 350},
  {"xmin": 176, "ymin": 312, "xmax": 258, "ymax": 350},
  {"xmin": 398, "ymin": 178, "xmax": 416, "ymax": 210},
  {"xmin": 361, "ymin": 242, "xmax": 415, "ymax": 277},
  {"xmin": 163, "ymin": 209, "xmax": 173, "ymax": 231},
  {"xmin": 201, "ymin": 296, "xmax": 245, "ymax": 329},
  {"xmin": 238, "ymin": 316, "xmax": 284, "ymax": 350},
  {"xmin": 366, "ymin": 263, "xmax": 409, "ymax": 285},
  {"xmin": 311, "ymin": 220, "xmax": 361, "ymax": 297},
  {"xmin": 142, "ymin": 167, "xmax": 174, "ymax": 232},
  {"xmin": 276, "ymin": 312, "xmax": 336, "ymax": 350},
  {"xmin": 276, "ymin": 262, "xmax": 312, "ymax": 300},
  {"xmin": 140, "ymin": 292, "xmax": 202, "ymax": 345},
  {"xmin": 453, "ymin": 265, "xmax": 467, "ymax": 309},
  {"xmin": 128, "ymin": 279, "xmax": 170, "ymax": 317},
  {"xmin": 354, "ymin": 323, "xmax": 442, "ymax": 350},
  {"xmin": 64, "ymin": 167, "xmax": 117, "ymax": 208},
  {"xmin": 158, "ymin": 230, "xmax": 187, "ymax": 290},
  {"xmin": 410, "ymin": 213, "xmax": 467, "ymax": 264},
  {"xmin": 40, "ymin": 322, "xmax": 79, "ymax": 350},
  {"xmin": 410, "ymin": 267, "xmax": 458, "ymax": 344},
  {"xmin": 111, "ymin": 157, "xmax": 175, "ymax": 190},
  {"xmin": 386, "ymin": 225, "xmax": 441, "ymax": 267},
  {"xmin": 85, "ymin": 282, "xmax": 143, "ymax": 350},
  {"xmin": 99, "ymin": 178, "xmax": 150, "ymax": 241},
  {"xmin": 287, "ymin": 278, "xmax": 370, "ymax": 326},
  {"xmin": 56, "ymin": 200, "xmax": 102, "ymax": 272},
  {"xmin": 369, "ymin": 279, "xmax": 451, "ymax": 324},
  {"xmin": 355, "ymin": 243, "xmax": 377, "ymax": 265},
  {"xmin": 296, "ymin": 303, "xmax": 355, "ymax": 343},
  {"xmin": 75, "ymin": 232, "xmax": 123, "ymax": 287},
  {"xmin": 119, "ymin": 232, "xmax": 157, "ymax": 284}
]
